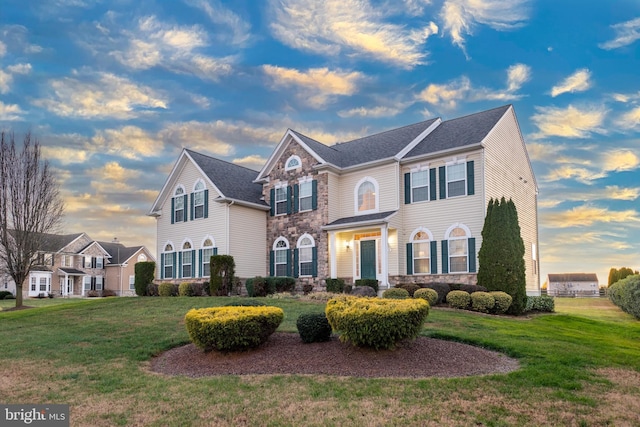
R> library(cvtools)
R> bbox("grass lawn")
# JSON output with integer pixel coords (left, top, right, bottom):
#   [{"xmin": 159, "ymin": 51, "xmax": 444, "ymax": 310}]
[{"xmin": 0, "ymin": 296, "xmax": 638, "ymax": 426}]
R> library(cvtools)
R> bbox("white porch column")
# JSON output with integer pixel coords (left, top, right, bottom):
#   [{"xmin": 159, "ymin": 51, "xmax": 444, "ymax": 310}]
[
  {"xmin": 381, "ymin": 224, "xmax": 389, "ymax": 289},
  {"xmin": 329, "ymin": 231, "xmax": 337, "ymax": 278}
]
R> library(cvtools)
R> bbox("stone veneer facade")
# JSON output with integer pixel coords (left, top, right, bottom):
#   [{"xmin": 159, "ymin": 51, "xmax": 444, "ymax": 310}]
[{"xmin": 264, "ymin": 141, "xmax": 329, "ymax": 290}]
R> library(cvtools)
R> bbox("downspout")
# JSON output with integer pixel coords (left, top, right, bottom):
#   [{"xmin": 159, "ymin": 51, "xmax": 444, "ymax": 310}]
[{"xmin": 226, "ymin": 200, "xmax": 235, "ymax": 254}]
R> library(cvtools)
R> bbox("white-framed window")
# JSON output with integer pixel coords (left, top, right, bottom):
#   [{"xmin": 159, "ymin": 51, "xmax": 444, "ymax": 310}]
[
  {"xmin": 411, "ymin": 229, "xmax": 433, "ymax": 274},
  {"xmin": 174, "ymin": 187, "xmax": 185, "ymax": 222},
  {"xmin": 193, "ymin": 181, "xmax": 205, "ymax": 220},
  {"xmin": 62, "ymin": 255, "xmax": 73, "ymax": 267},
  {"xmin": 31, "ymin": 277, "xmax": 36, "ymax": 291},
  {"xmin": 39, "ymin": 277, "xmax": 47, "ymax": 292},
  {"xmin": 96, "ymin": 256, "xmax": 104, "ymax": 269},
  {"xmin": 84, "ymin": 255, "xmax": 92, "ymax": 268},
  {"xmin": 275, "ymin": 185, "xmax": 287, "ymax": 215},
  {"xmin": 299, "ymin": 180, "xmax": 313, "ymax": 212},
  {"xmin": 201, "ymin": 237, "xmax": 215, "ymax": 277},
  {"xmin": 447, "ymin": 162, "xmax": 466, "ymax": 198},
  {"xmin": 182, "ymin": 241, "xmax": 193, "ymax": 278},
  {"xmin": 355, "ymin": 177, "xmax": 379, "ymax": 214},
  {"xmin": 95, "ymin": 276, "xmax": 103, "ymax": 290},
  {"xmin": 274, "ymin": 238, "xmax": 289, "ymax": 277},
  {"xmin": 447, "ymin": 225, "xmax": 470, "ymax": 273},
  {"xmin": 129, "ymin": 275, "xmax": 135, "ymax": 290},
  {"xmin": 297, "ymin": 234, "xmax": 315, "ymax": 277},
  {"xmin": 83, "ymin": 276, "xmax": 91, "ymax": 291},
  {"xmin": 163, "ymin": 243, "xmax": 174, "ymax": 279},
  {"xmin": 285, "ymin": 155, "xmax": 301, "ymax": 171},
  {"xmin": 411, "ymin": 169, "xmax": 429, "ymax": 203}
]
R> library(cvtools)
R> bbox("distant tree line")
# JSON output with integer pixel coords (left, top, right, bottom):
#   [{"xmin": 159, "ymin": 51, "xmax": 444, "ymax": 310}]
[{"xmin": 608, "ymin": 267, "xmax": 639, "ymax": 287}]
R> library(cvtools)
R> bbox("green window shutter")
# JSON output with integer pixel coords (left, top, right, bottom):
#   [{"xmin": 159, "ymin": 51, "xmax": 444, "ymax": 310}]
[
  {"xmin": 170, "ymin": 198, "xmax": 175, "ymax": 224},
  {"xmin": 190, "ymin": 193, "xmax": 194, "ymax": 221},
  {"xmin": 468, "ymin": 237, "xmax": 476, "ymax": 273},
  {"xmin": 183, "ymin": 195, "xmax": 188, "ymax": 222},
  {"xmin": 172, "ymin": 252, "xmax": 177, "ymax": 278},
  {"xmin": 293, "ymin": 184, "xmax": 299, "ymax": 214},
  {"xmin": 312, "ymin": 180, "xmax": 318, "ymax": 210},
  {"xmin": 404, "ymin": 173, "xmax": 411, "ymax": 204},
  {"xmin": 269, "ymin": 251, "xmax": 274, "ymax": 276},
  {"xmin": 312, "ymin": 246, "xmax": 318, "ymax": 277},
  {"xmin": 204, "ymin": 189, "xmax": 209, "ymax": 218},
  {"xmin": 441, "ymin": 241, "xmax": 449, "ymax": 274},
  {"xmin": 429, "ymin": 168, "xmax": 437, "ymax": 201},
  {"xmin": 213, "ymin": 247, "xmax": 218, "ymax": 255},
  {"xmin": 191, "ymin": 250, "xmax": 196, "ymax": 276},
  {"xmin": 439, "ymin": 166, "xmax": 446, "ymax": 199},
  {"xmin": 178, "ymin": 252, "xmax": 182, "ymax": 278},
  {"xmin": 286, "ymin": 249, "xmax": 292, "ymax": 276},
  {"xmin": 467, "ymin": 161, "xmax": 475, "ymax": 196},
  {"xmin": 270, "ymin": 188, "xmax": 275, "ymax": 216},
  {"xmin": 430, "ymin": 241, "xmax": 438, "ymax": 274},
  {"xmin": 92, "ymin": 257, "xmax": 96, "ymax": 268},
  {"xmin": 198, "ymin": 249, "xmax": 203, "ymax": 277},
  {"xmin": 286, "ymin": 186, "xmax": 292, "ymax": 214},
  {"xmin": 160, "ymin": 255, "xmax": 165, "ymax": 279},
  {"xmin": 406, "ymin": 243, "xmax": 413, "ymax": 275},
  {"xmin": 293, "ymin": 249, "xmax": 299, "ymax": 278}
]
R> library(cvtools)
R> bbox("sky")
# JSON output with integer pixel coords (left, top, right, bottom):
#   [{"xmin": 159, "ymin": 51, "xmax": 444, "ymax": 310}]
[{"xmin": 1, "ymin": 0, "xmax": 639, "ymax": 286}]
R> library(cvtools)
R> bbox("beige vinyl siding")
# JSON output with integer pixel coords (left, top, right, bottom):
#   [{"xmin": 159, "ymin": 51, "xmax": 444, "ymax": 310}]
[
  {"xmin": 326, "ymin": 172, "xmax": 341, "ymax": 223},
  {"xmin": 335, "ymin": 231, "xmax": 353, "ymax": 278},
  {"xmin": 229, "ymin": 204, "xmax": 267, "ymax": 278},
  {"xmin": 399, "ymin": 153, "xmax": 485, "ymax": 276},
  {"xmin": 482, "ymin": 107, "xmax": 540, "ymax": 293},
  {"xmin": 155, "ymin": 160, "xmax": 228, "ymax": 280},
  {"xmin": 337, "ymin": 163, "xmax": 399, "ymax": 218}
]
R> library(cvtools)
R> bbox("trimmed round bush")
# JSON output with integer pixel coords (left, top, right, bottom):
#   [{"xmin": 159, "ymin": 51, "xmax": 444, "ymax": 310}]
[
  {"xmin": 185, "ymin": 306, "xmax": 284, "ymax": 352},
  {"xmin": 325, "ymin": 278, "xmax": 345, "ymax": 293},
  {"xmin": 382, "ymin": 288, "xmax": 410, "ymax": 299},
  {"xmin": 325, "ymin": 296, "xmax": 429, "ymax": 350},
  {"xmin": 414, "ymin": 288, "xmax": 438, "ymax": 306},
  {"xmin": 397, "ymin": 284, "xmax": 420, "ymax": 297},
  {"xmin": 447, "ymin": 290, "xmax": 471, "ymax": 310},
  {"xmin": 0, "ymin": 291, "xmax": 12, "ymax": 300},
  {"xmin": 470, "ymin": 292, "xmax": 495, "ymax": 313},
  {"xmin": 179, "ymin": 282, "xmax": 194, "ymax": 296},
  {"xmin": 296, "ymin": 313, "xmax": 332, "ymax": 343},
  {"xmin": 490, "ymin": 291, "xmax": 512, "ymax": 314},
  {"xmin": 158, "ymin": 282, "xmax": 174, "ymax": 297},
  {"xmin": 460, "ymin": 284, "xmax": 488, "ymax": 294},
  {"xmin": 424, "ymin": 283, "xmax": 450, "ymax": 304}
]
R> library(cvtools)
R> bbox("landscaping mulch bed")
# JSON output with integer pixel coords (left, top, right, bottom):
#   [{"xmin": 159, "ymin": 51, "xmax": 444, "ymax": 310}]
[{"xmin": 150, "ymin": 333, "xmax": 519, "ymax": 379}]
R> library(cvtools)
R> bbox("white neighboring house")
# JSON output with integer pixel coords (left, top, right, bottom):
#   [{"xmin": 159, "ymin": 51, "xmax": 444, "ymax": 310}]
[
  {"xmin": 151, "ymin": 105, "xmax": 541, "ymax": 295},
  {"xmin": 547, "ymin": 273, "xmax": 600, "ymax": 297}
]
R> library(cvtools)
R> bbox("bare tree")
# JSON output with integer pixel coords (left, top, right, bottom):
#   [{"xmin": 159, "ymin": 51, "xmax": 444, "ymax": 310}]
[{"xmin": 0, "ymin": 132, "xmax": 64, "ymax": 307}]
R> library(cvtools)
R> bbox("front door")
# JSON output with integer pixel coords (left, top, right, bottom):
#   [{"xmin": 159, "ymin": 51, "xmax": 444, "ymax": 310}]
[{"xmin": 360, "ymin": 240, "xmax": 376, "ymax": 279}]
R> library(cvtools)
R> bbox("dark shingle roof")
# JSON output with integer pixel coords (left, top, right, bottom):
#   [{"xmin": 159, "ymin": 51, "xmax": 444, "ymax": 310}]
[
  {"xmin": 98, "ymin": 241, "xmax": 143, "ymax": 264},
  {"xmin": 548, "ymin": 273, "xmax": 599, "ymax": 283},
  {"xmin": 185, "ymin": 149, "xmax": 266, "ymax": 206},
  {"xmin": 37, "ymin": 233, "xmax": 84, "ymax": 253},
  {"xmin": 324, "ymin": 211, "xmax": 398, "ymax": 228},
  {"xmin": 404, "ymin": 105, "xmax": 510, "ymax": 158},
  {"xmin": 291, "ymin": 118, "xmax": 439, "ymax": 168}
]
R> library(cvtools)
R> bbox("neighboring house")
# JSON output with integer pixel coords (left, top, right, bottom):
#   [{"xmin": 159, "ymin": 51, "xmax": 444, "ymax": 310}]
[
  {"xmin": 99, "ymin": 241, "xmax": 155, "ymax": 296},
  {"xmin": 151, "ymin": 104, "xmax": 541, "ymax": 295},
  {"xmin": 2, "ymin": 232, "xmax": 154, "ymax": 297},
  {"xmin": 547, "ymin": 273, "xmax": 600, "ymax": 297}
]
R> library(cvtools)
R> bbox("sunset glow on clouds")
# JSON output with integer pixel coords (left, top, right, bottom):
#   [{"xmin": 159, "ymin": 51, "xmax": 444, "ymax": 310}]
[{"xmin": 1, "ymin": 0, "xmax": 639, "ymax": 284}]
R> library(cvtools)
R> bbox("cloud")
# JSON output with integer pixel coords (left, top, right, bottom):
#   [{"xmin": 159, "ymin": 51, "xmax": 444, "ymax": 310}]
[
  {"xmin": 338, "ymin": 105, "xmax": 406, "ymax": 118},
  {"xmin": 551, "ymin": 69, "xmax": 592, "ymax": 97},
  {"xmin": 543, "ymin": 205, "xmax": 640, "ymax": 228},
  {"xmin": 440, "ymin": 0, "xmax": 530, "ymax": 55},
  {"xmin": 0, "ymin": 101, "xmax": 24, "ymax": 120},
  {"xmin": 416, "ymin": 76, "xmax": 471, "ymax": 109},
  {"xmin": 599, "ymin": 17, "xmax": 640, "ymax": 50},
  {"xmin": 32, "ymin": 71, "xmax": 168, "ymax": 119},
  {"xmin": 616, "ymin": 106, "xmax": 640, "ymax": 130},
  {"xmin": 185, "ymin": 0, "xmax": 252, "ymax": 46},
  {"xmin": 90, "ymin": 126, "xmax": 160, "ymax": 160},
  {"xmin": 543, "ymin": 165, "xmax": 604, "ymax": 184},
  {"xmin": 41, "ymin": 146, "xmax": 90, "ymax": 165},
  {"xmin": 6, "ymin": 63, "xmax": 31, "ymax": 75},
  {"xmin": 473, "ymin": 63, "xmax": 531, "ymax": 101},
  {"xmin": 108, "ymin": 15, "xmax": 234, "ymax": 81},
  {"xmin": 159, "ymin": 121, "xmax": 260, "ymax": 155},
  {"xmin": 262, "ymin": 65, "xmax": 364, "ymax": 108},
  {"xmin": 526, "ymin": 142, "xmax": 566, "ymax": 162},
  {"xmin": 602, "ymin": 150, "xmax": 640, "ymax": 172},
  {"xmin": 0, "ymin": 41, "xmax": 5, "ymax": 57},
  {"xmin": 530, "ymin": 104, "xmax": 607, "ymax": 139},
  {"xmin": 268, "ymin": 0, "xmax": 438, "ymax": 68},
  {"xmin": 89, "ymin": 161, "xmax": 141, "ymax": 192},
  {"xmin": 0, "ymin": 70, "xmax": 11, "ymax": 93},
  {"xmin": 232, "ymin": 155, "xmax": 267, "ymax": 171}
]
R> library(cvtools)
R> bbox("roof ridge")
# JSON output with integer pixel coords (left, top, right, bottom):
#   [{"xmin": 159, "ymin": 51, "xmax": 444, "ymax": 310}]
[
  {"xmin": 185, "ymin": 148, "xmax": 260, "ymax": 174},
  {"xmin": 337, "ymin": 118, "xmax": 438, "ymax": 146},
  {"xmin": 440, "ymin": 104, "xmax": 510, "ymax": 124}
]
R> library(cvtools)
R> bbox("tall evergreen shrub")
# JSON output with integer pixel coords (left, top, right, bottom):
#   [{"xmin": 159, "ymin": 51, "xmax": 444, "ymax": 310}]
[
  {"xmin": 134, "ymin": 261, "xmax": 156, "ymax": 296},
  {"xmin": 210, "ymin": 255, "xmax": 235, "ymax": 296}
]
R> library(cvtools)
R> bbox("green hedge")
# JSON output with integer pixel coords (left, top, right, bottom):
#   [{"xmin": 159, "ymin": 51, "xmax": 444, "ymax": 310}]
[
  {"xmin": 325, "ymin": 278, "xmax": 345, "ymax": 293},
  {"xmin": 158, "ymin": 282, "xmax": 174, "ymax": 297},
  {"xmin": 414, "ymin": 288, "xmax": 438, "ymax": 306},
  {"xmin": 470, "ymin": 292, "xmax": 495, "ymax": 313},
  {"xmin": 608, "ymin": 275, "xmax": 640, "ymax": 319},
  {"xmin": 526, "ymin": 295, "xmax": 555, "ymax": 313},
  {"xmin": 382, "ymin": 288, "xmax": 410, "ymax": 299},
  {"xmin": 490, "ymin": 291, "xmax": 513, "ymax": 314},
  {"xmin": 185, "ymin": 306, "xmax": 284, "ymax": 352},
  {"xmin": 134, "ymin": 261, "xmax": 155, "ymax": 296},
  {"xmin": 296, "ymin": 313, "xmax": 332, "ymax": 343},
  {"xmin": 447, "ymin": 290, "xmax": 471, "ymax": 310},
  {"xmin": 0, "ymin": 291, "xmax": 13, "ymax": 300},
  {"xmin": 325, "ymin": 296, "xmax": 429, "ymax": 350},
  {"xmin": 354, "ymin": 279, "xmax": 379, "ymax": 292},
  {"xmin": 246, "ymin": 276, "xmax": 296, "ymax": 297}
]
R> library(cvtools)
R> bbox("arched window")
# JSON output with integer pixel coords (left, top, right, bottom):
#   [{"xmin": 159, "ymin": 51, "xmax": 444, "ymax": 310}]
[
  {"xmin": 354, "ymin": 177, "xmax": 379, "ymax": 214},
  {"xmin": 285, "ymin": 155, "xmax": 301, "ymax": 171},
  {"xmin": 137, "ymin": 253, "xmax": 147, "ymax": 262},
  {"xmin": 446, "ymin": 225, "xmax": 470, "ymax": 273},
  {"xmin": 296, "ymin": 234, "xmax": 316, "ymax": 277},
  {"xmin": 173, "ymin": 186, "xmax": 185, "ymax": 223},
  {"xmin": 410, "ymin": 228, "xmax": 433, "ymax": 274},
  {"xmin": 181, "ymin": 241, "xmax": 193, "ymax": 278},
  {"xmin": 163, "ymin": 243, "xmax": 174, "ymax": 279},
  {"xmin": 272, "ymin": 238, "xmax": 289, "ymax": 277},
  {"xmin": 193, "ymin": 181, "xmax": 206, "ymax": 220},
  {"xmin": 201, "ymin": 237, "xmax": 216, "ymax": 277}
]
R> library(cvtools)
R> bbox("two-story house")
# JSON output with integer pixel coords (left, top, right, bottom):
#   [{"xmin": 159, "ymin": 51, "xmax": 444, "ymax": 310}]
[
  {"xmin": 150, "ymin": 104, "xmax": 540, "ymax": 295},
  {"xmin": 3, "ymin": 232, "xmax": 154, "ymax": 297}
]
